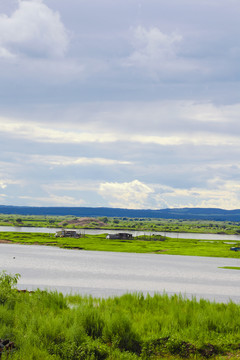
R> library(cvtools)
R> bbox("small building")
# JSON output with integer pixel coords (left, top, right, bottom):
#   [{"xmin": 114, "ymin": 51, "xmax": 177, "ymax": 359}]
[
  {"xmin": 55, "ymin": 230, "xmax": 80, "ymax": 238},
  {"xmin": 106, "ymin": 233, "xmax": 133, "ymax": 240},
  {"xmin": 230, "ymin": 247, "xmax": 240, "ymax": 251}
]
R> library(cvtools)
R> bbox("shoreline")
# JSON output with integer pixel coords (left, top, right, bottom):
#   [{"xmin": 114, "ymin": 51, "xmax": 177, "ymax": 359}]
[{"xmin": 0, "ymin": 232, "xmax": 240, "ymax": 259}]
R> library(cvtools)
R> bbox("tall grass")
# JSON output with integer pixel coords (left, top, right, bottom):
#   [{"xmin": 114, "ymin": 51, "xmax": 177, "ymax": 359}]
[{"xmin": 1, "ymin": 273, "xmax": 240, "ymax": 359}]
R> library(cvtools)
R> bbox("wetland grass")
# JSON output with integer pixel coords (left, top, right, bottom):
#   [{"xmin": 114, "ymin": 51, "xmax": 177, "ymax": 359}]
[{"xmin": 1, "ymin": 271, "xmax": 240, "ymax": 359}]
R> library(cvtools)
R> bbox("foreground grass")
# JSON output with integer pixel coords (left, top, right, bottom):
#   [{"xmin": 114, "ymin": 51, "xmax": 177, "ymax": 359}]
[
  {"xmin": 1, "ymin": 231, "xmax": 240, "ymax": 258},
  {"xmin": 1, "ymin": 271, "xmax": 240, "ymax": 360}
]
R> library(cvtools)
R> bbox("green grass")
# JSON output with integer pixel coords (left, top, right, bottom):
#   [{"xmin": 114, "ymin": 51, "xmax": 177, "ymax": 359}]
[
  {"xmin": 219, "ymin": 266, "xmax": 240, "ymax": 270},
  {"xmin": 1, "ymin": 231, "xmax": 240, "ymax": 258},
  {"xmin": 1, "ymin": 271, "xmax": 240, "ymax": 359}
]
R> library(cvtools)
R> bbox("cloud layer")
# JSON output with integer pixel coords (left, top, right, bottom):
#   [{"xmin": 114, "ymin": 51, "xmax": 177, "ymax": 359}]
[{"xmin": 1, "ymin": 0, "xmax": 240, "ymax": 209}]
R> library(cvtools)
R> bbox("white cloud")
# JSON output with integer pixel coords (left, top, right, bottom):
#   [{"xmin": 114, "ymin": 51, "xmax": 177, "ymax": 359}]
[
  {"xmin": 0, "ymin": 47, "xmax": 15, "ymax": 59},
  {"xmin": 98, "ymin": 179, "xmax": 240, "ymax": 210},
  {"xmin": 99, "ymin": 180, "xmax": 154, "ymax": 209},
  {"xmin": 0, "ymin": 181, "xmax": 7, "ymax": 189},
  {"xmin": 129, "ymin": 26, "xmax": 182, "ymax": 64},
  {"xmin": 1, "ymin": 115, "xmax": 240, "ymax": 147},
  {"xmin": 0, "ymin": 0, "xmax": 69, "ymax": 58},
  {"xmin": 123, "ymin": 26, "xmax": 202, "ymax": 77},
  {"xmin": 8, "ymin": 99, "xmax": 239, "ymax": 142},
  {"xmin": 19, "ymin": 194, "xmax": 85, "ymax": 206},
  {"xmin": 29, "ymin": 155, "xmax": 131, "ymax": 166},
  {"xmin": 153, "ymin": 180, "xmax": 240, "ymax": 210},
  {"xmin": 0, "ymin": 117, "xmax": 118, "ymax": 143},
  {"xmin": 131, "ymin": 134, "xmax": 240, "ymax": 146},
  {"xmin": 43, "ymin": 181, "xmax": 98, "ymax": 192},
  {"xmin": 0, "ymin": 176, "xmax": 21, "ymax": 189}
]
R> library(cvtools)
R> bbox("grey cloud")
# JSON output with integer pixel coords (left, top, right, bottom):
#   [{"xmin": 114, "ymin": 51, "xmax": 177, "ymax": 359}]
[
  {"xmin": 11, "ymin": 101, "xmax": 239, "ymax": 139},
  {"xmin": 1, "ymin": 0, "xmax": 240, "ymax": 208}
]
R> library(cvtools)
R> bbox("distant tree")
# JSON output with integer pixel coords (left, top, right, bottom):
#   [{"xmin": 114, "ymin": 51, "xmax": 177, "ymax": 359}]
[{"xmin": 99, "ymin": 217, "xmax": 109, "ymax": 223}]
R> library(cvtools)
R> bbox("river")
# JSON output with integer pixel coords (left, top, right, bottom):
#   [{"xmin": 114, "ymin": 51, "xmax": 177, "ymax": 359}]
[
  {"xmin": 0, "ymin": 244, "xmax": 239, "ymax": 303},
  {"xmin": 1, "ymin": 225, "xmax": 240, "ymax": 241}
]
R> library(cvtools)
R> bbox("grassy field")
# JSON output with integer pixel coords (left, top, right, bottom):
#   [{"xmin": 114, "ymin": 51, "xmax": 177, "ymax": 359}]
[
  {"xmin": 1, "ymin": 231, "xmax": 240, "ymax": 258},
  {"xmin": 0, "ymin": 271, "xmax": 240, "ymax": 359},
  {"xmin": 1, "ymin": 214, "xmax": 240, "ymax": 234}
]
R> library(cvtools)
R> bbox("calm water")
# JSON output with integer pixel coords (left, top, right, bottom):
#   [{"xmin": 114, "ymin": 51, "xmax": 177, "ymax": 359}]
[
  {"xmin": 0, "ymin": 244, "xmax": 239, "ymax": 303},
  {"xmin": 1, "ymin": 225, "xmax": 240, "ymax": 241}
]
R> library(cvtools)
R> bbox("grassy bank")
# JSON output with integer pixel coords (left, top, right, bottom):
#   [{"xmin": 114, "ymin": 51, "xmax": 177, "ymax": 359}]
[
  {"xmin": 0, "ymin": 272, "xmax": 240, "ymax": 360},
  {"xmin": 1, "ymin": 214, "xmax": 240, "ymax": 235},
  {"xmin": 1, "ymin": 231, "xmax": 240, "ymax": 258}
]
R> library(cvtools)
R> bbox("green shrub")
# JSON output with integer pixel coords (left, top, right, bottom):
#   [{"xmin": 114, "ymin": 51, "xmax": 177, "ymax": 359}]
[
  {"xmin": 102, "ymin": 313, "xmax": 141, "ymax": 354},
  {"xmin": 77, "ymin": 339, "xmax": 108, "ymax": 360},
  {"xmin": 0, "ymin": 271, "xmax": 20, "ymax": 306},
  {"xmin": 75, "ymin": 306, "xmax": 104, "ymax": 340},
  {"xmin": 67, "ymin": 321, "xmax": 87, "ymax": 347}
]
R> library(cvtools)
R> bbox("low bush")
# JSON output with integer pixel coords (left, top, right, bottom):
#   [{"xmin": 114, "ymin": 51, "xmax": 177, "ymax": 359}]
[
  {"xmin": 102, "ymin": 313, "xmax": 141, "ymax": 354},
  {"xmin": 0, "ymin": 271, "xmax": 20, "ymax": 307}
]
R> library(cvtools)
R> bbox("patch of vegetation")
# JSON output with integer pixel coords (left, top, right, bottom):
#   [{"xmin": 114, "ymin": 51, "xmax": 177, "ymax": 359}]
[
  {"xmin": 1, "ymin": 272, "xmax": 240, "ymax": 359},
  {"xmin": 1, "ymin": 231, "xmax": 240, "ymax": 258},
  {"xmin": 2, "ymin": 214, "xmax": 240, "ymax": 234}
]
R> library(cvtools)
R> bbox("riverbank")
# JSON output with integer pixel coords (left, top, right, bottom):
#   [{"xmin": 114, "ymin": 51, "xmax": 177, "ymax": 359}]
[
  {"xmin": 1, "ymin": 214, "xmax": 240, "ymax": 235},
  {"xmin": 1, "ymin": 271, "xmax": 240, "ymax": 360},
  {"xmin": 1, "ymin": 231, "xmax": 240, "ymax": 258}
]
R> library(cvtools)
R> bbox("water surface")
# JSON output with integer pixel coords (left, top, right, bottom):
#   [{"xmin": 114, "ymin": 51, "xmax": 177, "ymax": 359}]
[
  {"xmin": 1, "ymin": 225, "xmax": 240, "ymax": 241},
  {"xmin": 0, "ymin": 244, "xmax": 239, "ymax": 303}
]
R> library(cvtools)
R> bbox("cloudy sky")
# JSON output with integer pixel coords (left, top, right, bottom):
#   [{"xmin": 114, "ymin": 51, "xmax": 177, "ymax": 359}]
[{"xmin": 0, "ymin": 0, "xmax": 240, "ymax": 210}]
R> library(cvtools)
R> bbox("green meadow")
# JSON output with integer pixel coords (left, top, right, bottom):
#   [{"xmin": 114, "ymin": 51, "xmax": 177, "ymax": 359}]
[
  {"xmin": 0, "ymin": 271, "xmax": 240, "ymax": 360},
  {"xmin": 1, "ymin": 231, "xmax": 240, "ymax": 258}
]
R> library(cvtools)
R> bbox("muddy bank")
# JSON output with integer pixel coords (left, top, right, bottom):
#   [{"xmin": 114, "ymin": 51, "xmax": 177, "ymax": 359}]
[{"xmin": 0, "ymin": 239, "xmax": 13, "ymax": 244}]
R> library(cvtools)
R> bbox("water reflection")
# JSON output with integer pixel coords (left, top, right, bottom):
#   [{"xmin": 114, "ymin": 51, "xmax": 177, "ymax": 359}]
[{"xmin": 0, "ymin": 244, "xmax": 239, "ymax": 303}]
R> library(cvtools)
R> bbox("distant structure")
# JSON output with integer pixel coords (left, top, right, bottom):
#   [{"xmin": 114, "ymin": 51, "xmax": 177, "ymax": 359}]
[
  {"xmin": 230, "ymin": 247, "xmax": 240, "ymax": 251},
  {"xmin": 106, "ymin": 233, "xmax": 133, "ymax": 240},
  {"xmin": 55, "ymin": 230, "xmax": 81, "ymax": 238}
]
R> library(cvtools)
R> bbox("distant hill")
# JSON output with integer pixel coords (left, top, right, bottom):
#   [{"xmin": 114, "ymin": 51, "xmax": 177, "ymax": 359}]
[{"xmin": 1, "ymin": 205, "xmax": 240, "ymax": 221}]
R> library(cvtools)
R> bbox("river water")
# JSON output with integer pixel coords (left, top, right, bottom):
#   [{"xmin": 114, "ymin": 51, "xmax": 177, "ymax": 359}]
[
  {"xmin": 1, "ymin": 225, "xmax": 240, "ymax": 241},
  {"xmin": 0, "ymin": 244, "xmax": 239, "ymax": 303}
]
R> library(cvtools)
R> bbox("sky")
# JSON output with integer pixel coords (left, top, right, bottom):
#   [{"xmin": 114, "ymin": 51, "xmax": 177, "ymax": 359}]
[{"xmin": 0, "ymin": 0, "xmax": 240, "ymax": 210}]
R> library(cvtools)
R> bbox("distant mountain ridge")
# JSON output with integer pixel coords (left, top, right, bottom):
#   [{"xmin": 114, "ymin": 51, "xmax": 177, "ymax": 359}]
[{"xmin": 1, "ymin": 205, "xmax": 240, "ymax": 221}]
